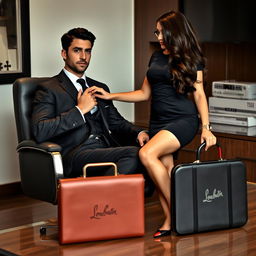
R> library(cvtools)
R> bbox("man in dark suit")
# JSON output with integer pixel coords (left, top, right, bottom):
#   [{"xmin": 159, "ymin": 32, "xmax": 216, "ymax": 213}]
[{"xmin": 31, "ymin": 27, "xmax": 149, "ymax": 178}]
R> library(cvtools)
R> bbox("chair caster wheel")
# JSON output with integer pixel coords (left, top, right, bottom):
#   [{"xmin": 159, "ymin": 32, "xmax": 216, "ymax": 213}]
[{"xmin": 40, "ymin": 227, "xmax": 46, "ymax": 235}]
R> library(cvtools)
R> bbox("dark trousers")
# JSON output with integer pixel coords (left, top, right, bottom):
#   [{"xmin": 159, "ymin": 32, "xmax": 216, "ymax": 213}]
[{"xmin": 70, "ymin": 137, "xmax": 141, "ymax": 177}]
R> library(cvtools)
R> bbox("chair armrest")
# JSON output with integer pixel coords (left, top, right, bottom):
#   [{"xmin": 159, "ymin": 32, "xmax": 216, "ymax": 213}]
[
  {"xmin": 17, "ymin": 140, "xmax": 62, "ymax": 153},
  {"xmin": 16, "ymin": 140, "xmax": 63, "ymax": 204}
]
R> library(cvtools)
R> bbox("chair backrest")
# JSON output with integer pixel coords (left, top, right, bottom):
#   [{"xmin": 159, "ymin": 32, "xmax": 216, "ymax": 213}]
[
  {"xmin": 13, "ymin": 77, "xmax": 61, "ymax": 204},
  {"xmin": 13, "ymin": 77, "xmax": 49, "ymax": 142}
]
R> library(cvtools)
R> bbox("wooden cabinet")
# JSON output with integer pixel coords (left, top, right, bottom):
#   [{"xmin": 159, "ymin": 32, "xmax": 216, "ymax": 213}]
[
  {"xmin": 134, "ymin": 0, "xmax": 179, "ymax": 126},
  {"xmin": 177, "ymin": 132, "xmax": 256, "ymax": 182},
  {"xmin": 201, "ymin": 42, "xmax": 256, "ymax": 98}
]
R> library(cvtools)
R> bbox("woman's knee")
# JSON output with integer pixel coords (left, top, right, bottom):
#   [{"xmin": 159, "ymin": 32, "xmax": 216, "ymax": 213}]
[{"xmin": 139, "ymin": 146, "xmax": 155, "ymax": 167}]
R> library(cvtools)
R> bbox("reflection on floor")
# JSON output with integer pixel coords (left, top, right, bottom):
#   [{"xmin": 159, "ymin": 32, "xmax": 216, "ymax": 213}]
[{"xmin": 0, "ymin": 184, "xmax": 255, "ymax": 256}]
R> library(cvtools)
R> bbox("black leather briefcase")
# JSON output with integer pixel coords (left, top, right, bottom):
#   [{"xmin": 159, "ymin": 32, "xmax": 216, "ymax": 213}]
[{"xmin": 171, "ymin": 142, "xmax": 248, "ymax": 235}]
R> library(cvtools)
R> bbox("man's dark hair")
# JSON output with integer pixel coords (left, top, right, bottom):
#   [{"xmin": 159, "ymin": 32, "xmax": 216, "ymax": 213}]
[{"xmin": 61, "ymin": 28, "xmax": 96, "ymax": 51}]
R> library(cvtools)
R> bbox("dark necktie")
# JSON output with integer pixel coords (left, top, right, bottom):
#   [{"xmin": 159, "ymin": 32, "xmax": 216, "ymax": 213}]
[
  {"xmin": 76, "ymin": 78, "xmax": 98, "ymax": 114},
  {"xmin": 77, "ymin": 78, "xmax": 87, "ymax": 92}
]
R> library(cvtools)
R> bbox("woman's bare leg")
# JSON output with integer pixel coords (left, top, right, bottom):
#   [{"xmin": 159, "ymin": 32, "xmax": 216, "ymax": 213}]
[
  {"xmin": 157, "ymin": 154, "xmax": 175, "ymax": 229},
  {"xmin": 139, "ymin": 130, "xmax": 180, "ymax": 230}
]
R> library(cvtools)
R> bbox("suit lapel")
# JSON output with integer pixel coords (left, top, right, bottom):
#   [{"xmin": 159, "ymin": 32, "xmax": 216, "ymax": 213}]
[
  {"xmin": 98, "ymin": 101, "xmax": 110, "ymax": 132},
  {"xmin": 86, "ymin": 78, "xmax": 94, "ymax": 87},
  {"xmin": 86, "ymin": 77, "xmax": 110, "ymax": 131},
  {"xmin": 57, "ymin": 70, "xmax": 78, "ymax": 102}
]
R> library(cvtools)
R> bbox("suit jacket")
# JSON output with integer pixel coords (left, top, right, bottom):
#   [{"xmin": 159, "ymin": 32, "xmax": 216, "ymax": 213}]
[{"xmin": 31, "ymin": 71, "xmax": 142, "ymax": 174}]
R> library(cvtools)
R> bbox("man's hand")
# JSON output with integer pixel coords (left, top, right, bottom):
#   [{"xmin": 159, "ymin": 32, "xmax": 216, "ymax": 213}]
[
  {"xmin": 77, "ymin": 88, "xmax": 97, "ymax": 114},
  {"xmin": 137, "ymin": 131, "xmax": 149, "ymax": 147}
]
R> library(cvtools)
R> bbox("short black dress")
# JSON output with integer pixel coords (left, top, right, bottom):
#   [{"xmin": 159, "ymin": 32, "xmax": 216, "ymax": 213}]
[{"xmin": 146, "ymin": 50, "xmax": 202, "ymax": 147}]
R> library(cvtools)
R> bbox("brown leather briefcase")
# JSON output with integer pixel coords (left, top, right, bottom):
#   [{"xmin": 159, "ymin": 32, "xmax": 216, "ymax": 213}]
[{"xmin": 58, "ymin": 162, "xmax": 145, "ymax": 244}]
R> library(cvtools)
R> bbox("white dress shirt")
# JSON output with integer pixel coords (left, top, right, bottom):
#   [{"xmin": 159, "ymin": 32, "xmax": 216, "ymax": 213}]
[{"xmin": 63, "ymin": 68, "xmax": 97, "ymax": 118}]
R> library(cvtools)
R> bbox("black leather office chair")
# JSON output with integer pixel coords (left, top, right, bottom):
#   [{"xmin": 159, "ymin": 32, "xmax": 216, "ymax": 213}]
[
  {"xmin": 13, "ymin": 77, "xmax": 64, "ymax": 205},
  {"xmin": 13, "ymin": 77, "xmax": 154, "ymax": 208}
]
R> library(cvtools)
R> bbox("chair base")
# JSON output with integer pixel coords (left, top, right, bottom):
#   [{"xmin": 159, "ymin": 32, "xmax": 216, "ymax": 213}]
[{"xmin": 39, "ymin": 218, "xmax": 58, "ymax": 235}]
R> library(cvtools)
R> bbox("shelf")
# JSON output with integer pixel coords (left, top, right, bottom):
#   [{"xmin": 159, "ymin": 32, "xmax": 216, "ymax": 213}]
[{"xmin": 0, "ymin": 16, "xmax": 8, "ymax": 21}]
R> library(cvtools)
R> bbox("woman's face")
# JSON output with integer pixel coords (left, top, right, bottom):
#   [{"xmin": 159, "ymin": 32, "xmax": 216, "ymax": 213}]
[{"xmin": 155, "ymin": 22, "xmax": 166, "ymax": 50}]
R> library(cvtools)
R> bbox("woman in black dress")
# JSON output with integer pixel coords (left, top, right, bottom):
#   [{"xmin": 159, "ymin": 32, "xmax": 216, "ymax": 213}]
[{"xmin": 92, "ymin": 11, "xmax": 216, "ymax": 238}]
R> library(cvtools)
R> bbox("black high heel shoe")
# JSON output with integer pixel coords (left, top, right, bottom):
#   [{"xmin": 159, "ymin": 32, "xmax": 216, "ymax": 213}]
[{"xmin": 153, "ymin": 229, "xmax": 171, "ymax": 238}]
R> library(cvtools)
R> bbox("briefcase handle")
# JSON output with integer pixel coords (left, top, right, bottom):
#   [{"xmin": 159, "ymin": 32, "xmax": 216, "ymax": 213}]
[
  {"xmin": 83, "ymin": 162, "xmax": 118, "ymax": 177},
  {"xmin": 195, "ymin": 141, "xmax": 223, "ymax": 162}
]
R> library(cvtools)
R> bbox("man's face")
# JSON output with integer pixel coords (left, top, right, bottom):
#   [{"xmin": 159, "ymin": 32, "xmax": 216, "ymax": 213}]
[{"xmin": 61, "ymin": 38, "xmax": 92, "ymax": 77}]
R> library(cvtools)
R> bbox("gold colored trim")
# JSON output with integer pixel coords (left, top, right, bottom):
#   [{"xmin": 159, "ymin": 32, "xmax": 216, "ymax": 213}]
[{"xmin": 83, "ymin": 162, "xmax": 118, "ymax": 177}]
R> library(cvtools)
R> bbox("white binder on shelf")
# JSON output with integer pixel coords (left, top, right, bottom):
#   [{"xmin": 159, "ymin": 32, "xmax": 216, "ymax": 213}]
[
  {"xmin": 211, "ymin": 123, "xmax": 256, "ymax": 136},
  {"xmin": 212, "ymin": 80, "xmax": 256, "ymax": 100},
  {"xmin": 209, "ymin": 112, "xmax": 256, "ymax": 127},
  {"xmin": 209, "ymin": 97, "xmax": 256, "ymax": 117}
]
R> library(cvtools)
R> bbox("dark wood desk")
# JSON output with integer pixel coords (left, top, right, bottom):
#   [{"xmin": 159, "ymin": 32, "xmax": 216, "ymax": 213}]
[{"xmin": 177, "ymin": 128, "xmax": 256, "ymax": 183}]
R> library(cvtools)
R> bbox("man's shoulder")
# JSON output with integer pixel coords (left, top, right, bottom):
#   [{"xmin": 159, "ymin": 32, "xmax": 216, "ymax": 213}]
[{"xmin": 37, "ymin": 73, "xmax": 62, "ymax": 88}]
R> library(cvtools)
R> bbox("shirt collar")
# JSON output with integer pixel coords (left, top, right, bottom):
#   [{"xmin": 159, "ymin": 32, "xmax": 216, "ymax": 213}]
[{"xmin": 63, "ymin": 68, "xmax": 87, "ymax": 85}]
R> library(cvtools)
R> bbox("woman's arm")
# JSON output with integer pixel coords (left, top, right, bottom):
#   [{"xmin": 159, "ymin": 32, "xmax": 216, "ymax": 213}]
[
  {"xmin": 193, "ymin": 71, "xmax": 217, "ymax": 151},
  {"xmin": 91, "ymin": 77, "xmax": 151, "ymax": 102}
]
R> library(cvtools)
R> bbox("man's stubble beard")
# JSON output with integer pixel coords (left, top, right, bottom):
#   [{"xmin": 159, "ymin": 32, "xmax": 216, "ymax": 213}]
[{"xmin": 66, "ymin": 62, "xmax": 88, "ymax": 75}]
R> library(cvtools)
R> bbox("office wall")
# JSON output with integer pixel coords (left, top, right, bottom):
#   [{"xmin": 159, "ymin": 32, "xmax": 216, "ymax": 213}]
[{"xmin": 0, "ymin": 0, "xmax": 134, "ymax": 185}]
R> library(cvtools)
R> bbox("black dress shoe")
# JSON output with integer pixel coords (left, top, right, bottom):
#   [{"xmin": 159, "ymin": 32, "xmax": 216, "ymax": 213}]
[{"xmin": 153, "ymin": 229, "xmax": 171, "ymax": 238}]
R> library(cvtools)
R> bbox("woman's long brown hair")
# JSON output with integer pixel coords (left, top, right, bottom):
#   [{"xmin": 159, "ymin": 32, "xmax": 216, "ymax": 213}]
[{"xmin": 156, "ymin": 11, "xmax": 206, "ymax": 94}]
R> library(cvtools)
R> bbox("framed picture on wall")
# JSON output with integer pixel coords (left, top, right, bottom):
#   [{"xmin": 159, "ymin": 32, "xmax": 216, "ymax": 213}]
[{"xmin": 0, "ymin": 0, "xmax": 30, "ymax": 85}]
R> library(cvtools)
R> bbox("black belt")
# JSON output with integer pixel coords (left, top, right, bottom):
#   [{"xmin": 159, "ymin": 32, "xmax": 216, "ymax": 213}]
[
  {"xmin": 86, "ymin": 134, "xmax": 110, "ymax": 147},
  {"xmin": 88, "ymin": 134, "xmax": 103, "ymax": 140}
]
